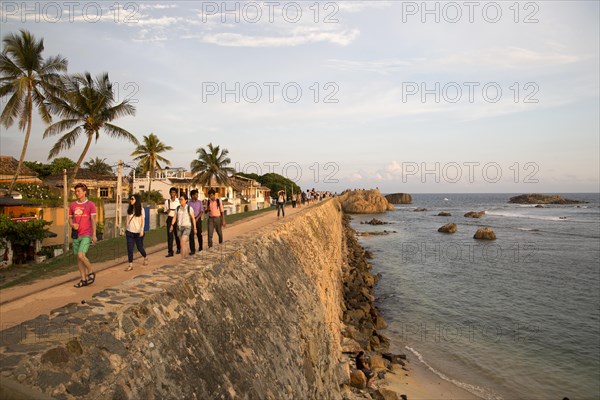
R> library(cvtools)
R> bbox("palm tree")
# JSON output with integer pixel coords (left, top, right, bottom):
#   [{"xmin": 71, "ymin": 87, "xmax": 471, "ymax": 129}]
[
  {"xmin": 83, "ymin": 157, "xmax": 114, "ymax": 176},
  {"xmin": 43, "ymin": 72, "xmax": 138, "ymax": 182},
  {"xmin": 190, "ymin": 143, "xmax": 235, "ymax": 188},
  {"xmin": 131, "ymin": 133, "xmax": 172, "ymax": 193},
  {"xmin": 0, "ymin": 30, "xmax": 68, "ymax": 194}
]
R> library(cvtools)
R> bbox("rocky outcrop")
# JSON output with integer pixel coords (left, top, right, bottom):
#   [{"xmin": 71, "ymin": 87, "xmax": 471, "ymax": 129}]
[
  {"xmin": 474, "ymin": 227, "xmax": 496, "ymax": 240},
  {"xmin": 438, "ymin": 223, "xmax": 457, "ymax": 234},
  {"xmin": 509, "ymin": 194, "xmax": 586, "ymax": 204},
  {"xmin": 464, "ymin": 211, "xmax": 486, "ymax": 218},
  {"xmin": 437, "ymin": 211, "xmax": 451, "ymax": 216},
  {"xmin": 384, "ymin": 193, "xmax": 412, "ymax": 204},
  {"xmin": 339, "ymin": 190, "xmax": 395, "ymax": 214},
  {"xmin": 0, "ymin": 200, "xmax": 349, "ymax": 400}
]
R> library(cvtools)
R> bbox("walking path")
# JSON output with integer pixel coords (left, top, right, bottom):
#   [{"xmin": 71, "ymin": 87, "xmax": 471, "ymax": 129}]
[{"xmin": 0, "ymin": 205, "xmax": 305, "ymax": 327}]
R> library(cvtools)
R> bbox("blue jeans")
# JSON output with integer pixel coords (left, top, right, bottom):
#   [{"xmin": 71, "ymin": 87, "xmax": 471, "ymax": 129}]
[
  {"xmin": 277, "ymin": 202, "xmax": 285, "ymax": 217},
  {"xmin": 126, "ymin": 230, "xmax": 147, "ymax": 263}
]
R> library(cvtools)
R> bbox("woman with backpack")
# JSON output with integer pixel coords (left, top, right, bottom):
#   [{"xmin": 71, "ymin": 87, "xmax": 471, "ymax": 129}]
[{"xmin": 171, "ymin": 193, "xmax": 197, "ymax": 259}]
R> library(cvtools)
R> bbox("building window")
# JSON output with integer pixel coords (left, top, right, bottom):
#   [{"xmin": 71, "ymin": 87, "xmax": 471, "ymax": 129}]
[{"xmin": 99, "ymin": 187, "xmax": 109, "ymax": 197}]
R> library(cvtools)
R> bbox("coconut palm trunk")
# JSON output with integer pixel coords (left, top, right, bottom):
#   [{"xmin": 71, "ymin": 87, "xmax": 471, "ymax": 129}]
[{"xmin": 7, "ymin": 94, "xmax": 33, "ymax": 194}]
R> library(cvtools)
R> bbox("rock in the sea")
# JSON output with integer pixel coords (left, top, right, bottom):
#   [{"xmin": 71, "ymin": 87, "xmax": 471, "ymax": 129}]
[
  {"xmin": 473, "ymin": 227, "xmax": 496, "ymax": 240},
  {"xmin": 464, "ymin": 211, "xmax": 485, "ymax": 218},
  {"xmin": 414, "ymin": 208, "xmax": 428, "ymax": 212},
  {"xmin": 438, "ymin": 223, "xmax": 457, "ymax": 234},
  {"xmin": 363, "ymin": 218, "xmax": 390, "ymax": 225},
  {"xmin": 350, "ymin": 370, "xmax": 367, "ymax": 389},
  {"xmin": 509, "ymin": 194, "xmax": 586, "ymax": 204},
  {"xmin": 385, "ymin": 193, "xmax": 413, "ymax": 204},
  {"xmin": 535, "ymin": 204, "xmax": 545, "ymax": 208},
  {"xmin": 339, "ymin": 190, "xmax": 395, "ymax": 214},
  {"xmin": 437, "ymin": 211, "xmax": 451, "ymax": 216},
  {"xmin": 357, "ymin": 231, "xmax": 397, "ymax": 236}
]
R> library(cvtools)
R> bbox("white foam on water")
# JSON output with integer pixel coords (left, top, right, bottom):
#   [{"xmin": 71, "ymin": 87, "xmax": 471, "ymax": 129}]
[{"xmin": 405, "ymin": 345, "xmax": 504, "ymax": 400}]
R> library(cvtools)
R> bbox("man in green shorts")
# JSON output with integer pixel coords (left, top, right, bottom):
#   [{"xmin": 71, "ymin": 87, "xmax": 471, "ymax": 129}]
[{"xmin": 69, "ymin": 183, "xmax": 97, "ymax": 287}]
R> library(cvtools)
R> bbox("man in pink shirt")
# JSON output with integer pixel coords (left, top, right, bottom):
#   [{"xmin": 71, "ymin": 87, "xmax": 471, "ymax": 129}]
[{"xmin": 69, "ymin": 183, "xmax": 97, "ymax": 287}]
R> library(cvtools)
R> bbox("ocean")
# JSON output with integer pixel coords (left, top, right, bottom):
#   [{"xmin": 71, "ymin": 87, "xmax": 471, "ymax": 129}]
[{"xmin": 351, "ymin": 193, "xmax": 600, "ymax": 400}]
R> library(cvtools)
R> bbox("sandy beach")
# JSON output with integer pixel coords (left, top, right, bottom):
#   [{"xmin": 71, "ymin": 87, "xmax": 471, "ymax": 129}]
[{"xmin": 380, "ymin": 353, "xmax": 481, "ymax": 400}]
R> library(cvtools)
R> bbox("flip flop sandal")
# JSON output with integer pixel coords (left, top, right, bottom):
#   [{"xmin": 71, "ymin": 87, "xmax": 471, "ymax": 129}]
[
  {"xmin": 74, "ymin": 279, "xmax": 88, "ymax": 288},
  {"xmin": 87, "ymin": 272, "xmax": 96, "ymax": 284}
]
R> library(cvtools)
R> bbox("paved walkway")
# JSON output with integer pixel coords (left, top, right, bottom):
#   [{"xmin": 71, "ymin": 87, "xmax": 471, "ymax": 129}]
[{"xmin": 0, "ymin": 204, "xmax": 308, "ymax": 327}]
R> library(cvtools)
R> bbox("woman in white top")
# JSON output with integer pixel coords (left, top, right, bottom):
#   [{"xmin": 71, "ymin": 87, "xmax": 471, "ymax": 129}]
[
  {"xmin": 171, "ymin": 193, "xmax": 197, "ymax": 259},
  {"xmin": 125, "ymin": 194, "xmax": 148, "ymax": 271}
]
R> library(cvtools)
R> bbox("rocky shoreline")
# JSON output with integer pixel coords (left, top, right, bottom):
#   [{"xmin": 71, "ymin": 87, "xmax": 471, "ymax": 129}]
[{"xmin": 339, "ymin": 214, "xmax": 410, "ymax": 400}]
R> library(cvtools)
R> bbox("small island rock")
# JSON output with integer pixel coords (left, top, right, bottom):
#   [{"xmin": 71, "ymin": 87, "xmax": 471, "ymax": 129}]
[
  {"xmin": 474, "ymin": 227, "xmax": 496, "ymax": 240},
  {"xmin": 339, "ymin": 190, "xmax": 395, "ymax": 214},
  {"xmin": 509, "ymin": 194, "xmax": 586, "ymax": 204},
  {"xmin": 464, "ymin": 211, "xmax": 486, "ymax": 218},
  {"xmin": 385, "ymin": 193, "xmax": 413, "ymax": 204},
  {"xmin": 438, "ymin": 223, "xmax": 457, "ymax": 234}
]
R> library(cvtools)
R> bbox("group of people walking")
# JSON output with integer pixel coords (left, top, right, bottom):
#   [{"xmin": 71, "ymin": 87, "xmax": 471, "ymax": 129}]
[
  {"xmin": 69, "ymin": 184, "xmax": 227, "ymax": 288},
  {"xmin": 164, "ymin": 186, "xmax": 226, "ymax": 258}
]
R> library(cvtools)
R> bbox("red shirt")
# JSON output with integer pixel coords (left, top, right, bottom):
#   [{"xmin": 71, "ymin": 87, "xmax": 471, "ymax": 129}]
[{"xmin": 69, "ymin": 200, "xmax": 97, "ymax": 237}]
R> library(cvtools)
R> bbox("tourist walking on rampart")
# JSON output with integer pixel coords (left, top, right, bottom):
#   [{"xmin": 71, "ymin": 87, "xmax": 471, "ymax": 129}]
[
  {"xmin": 164, "ymin": 187, "xmax": 180, "ymax": 257},
  {"xmin": 171, "ymin": 193, "xmax": 196, "ymax": 259},
  {"xmin": 125, "ymin": 194, "xmax": 148, "ymax": 271},
  {"xmin": 206, "ymin": 189, "xmax": 226, "ymax": 247},
  {"xmin": 69, "ymin": 183, "xmax": 97, "ymax": 288},
  {"xmin": 276, "ymin": 189, "xmax": 286, "ymax": 218},
  {"xmin": 188, "ymin": 189, "xmax": 204, "ymax": 254}
]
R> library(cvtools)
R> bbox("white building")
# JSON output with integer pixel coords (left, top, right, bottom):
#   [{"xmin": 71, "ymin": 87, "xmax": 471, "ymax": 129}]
[{"xmin": 132, "ymin": 169, "xmax": 271, "ymax": 214}]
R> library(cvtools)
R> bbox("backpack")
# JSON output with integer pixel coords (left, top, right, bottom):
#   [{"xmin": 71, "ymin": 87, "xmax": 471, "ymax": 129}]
[{"xmin": 207, "ymin": 198, "xmax": 221, "ymax": 216}]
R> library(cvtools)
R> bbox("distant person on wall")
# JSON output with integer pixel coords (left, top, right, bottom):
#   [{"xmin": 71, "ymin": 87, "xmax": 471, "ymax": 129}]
[
  {"xmin": 164, "ymin": 187, "xmax": 180, "ymax": 257},
  {"xmin": 188, "ymin": 189, "xmax": 204, "ymax": 254},
  {"xmin": 69, "ymin": 183, "xmax": 97, "ymax": 288},
  {"xmin": 206, "ymin": 189, "xmax": 226, "ymax": 248},
  {"xmin": 125, "ymin": 194, "xmax": 148, "ymax": 271},
  {"xmin": 276, "ymin": 189, "xmax": 286, "ymax": 218},
  {"xmin": 171, "ymin": 193, "xmax": 196, "ymax": 259}
]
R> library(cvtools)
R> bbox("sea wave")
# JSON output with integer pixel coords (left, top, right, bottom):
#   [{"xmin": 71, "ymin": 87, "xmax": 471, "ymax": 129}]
[
  {"xmin": 486, "ymin": 210, "xmax": 577, "ymax": 221},
  {"xmin": 405, "ymin": 345, "xmax": 503, "ymax": 400}
]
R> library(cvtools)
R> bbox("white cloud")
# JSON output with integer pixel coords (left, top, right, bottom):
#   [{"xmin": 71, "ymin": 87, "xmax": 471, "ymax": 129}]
[
  {"xmin": 327, "ymin": 47, "xmax": 584, "ymax": 75},
  {"xmin": 201, "ymin": 28, "xmax": 359, "ymax": 47},
  {"xmin": 139, "ymin": 4, "xmax": 179, "ymax": 11}
]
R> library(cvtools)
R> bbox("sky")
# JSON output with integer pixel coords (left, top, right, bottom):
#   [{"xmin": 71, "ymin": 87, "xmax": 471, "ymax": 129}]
[{"xmin": 1, "ymin": 0, "xmax": 599, "ymax": 193}]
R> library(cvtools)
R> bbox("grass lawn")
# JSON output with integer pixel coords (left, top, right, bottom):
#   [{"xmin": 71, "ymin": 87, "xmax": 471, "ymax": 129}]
[{"xmin": 0, "ymin": 206, "xmax": 275, "ymax": 290}]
